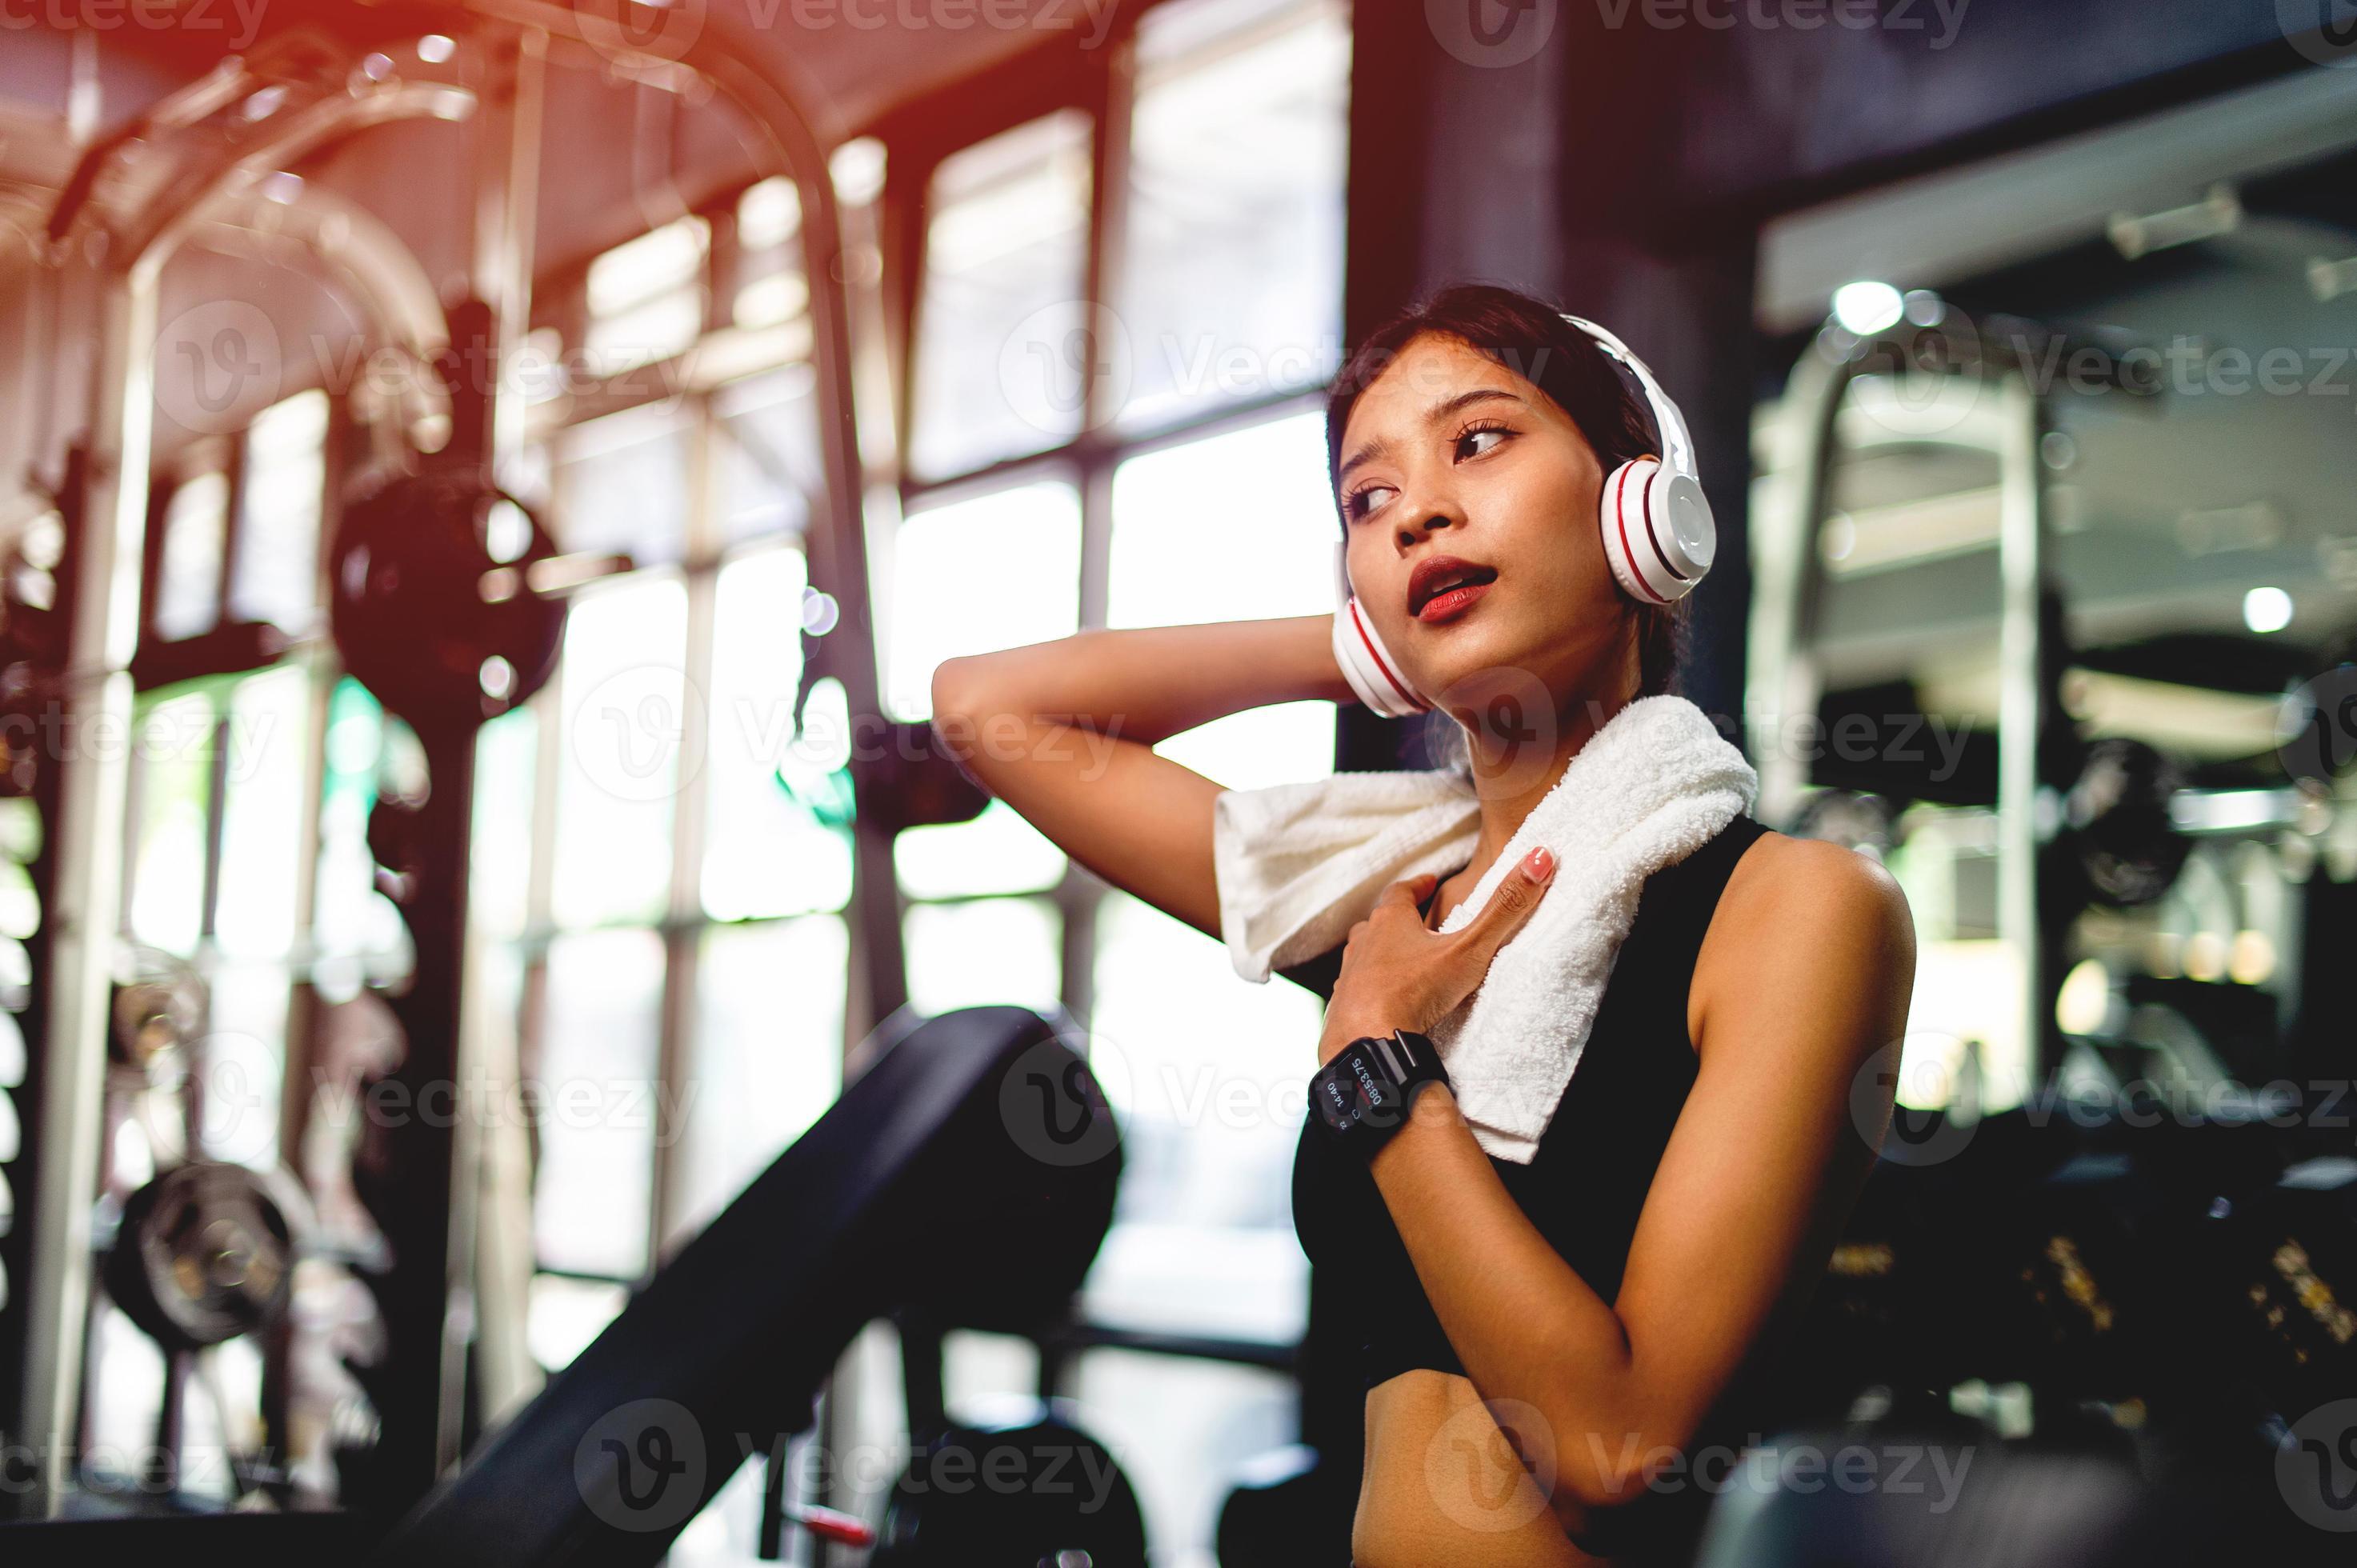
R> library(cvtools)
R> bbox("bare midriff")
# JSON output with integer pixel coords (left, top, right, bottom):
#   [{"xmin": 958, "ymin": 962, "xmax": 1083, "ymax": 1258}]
[{"xmin": 1350, "ymin": 1368, "xmax": 1607, "ymax": 1568}]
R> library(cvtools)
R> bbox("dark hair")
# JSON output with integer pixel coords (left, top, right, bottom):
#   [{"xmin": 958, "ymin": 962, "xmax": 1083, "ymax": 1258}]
[{"xmin": 1323, "ymin": 282, "xmax": 1691, "ymax": 702}]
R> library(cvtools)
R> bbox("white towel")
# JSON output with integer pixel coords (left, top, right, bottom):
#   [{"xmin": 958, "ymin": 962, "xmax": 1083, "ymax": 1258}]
[{"xmin": 1211, "ymin": 694, "xmax": 1758, "ymax": 1162}]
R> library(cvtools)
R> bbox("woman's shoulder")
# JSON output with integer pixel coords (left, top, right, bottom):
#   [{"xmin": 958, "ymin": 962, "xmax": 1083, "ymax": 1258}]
[
  {"xmin": 1715, "ymin": 825, "xmax": 1911, "ymax": 950},
  {"xmin": 1691, "ymin": 824, "xmax": 1917, "ymax": 1055}
]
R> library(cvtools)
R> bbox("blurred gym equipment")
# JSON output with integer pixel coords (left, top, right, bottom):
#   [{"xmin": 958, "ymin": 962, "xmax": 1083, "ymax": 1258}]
[{"xmin": 8, "ymin": 1004, "xmax": 1124, "ymax": 1563}]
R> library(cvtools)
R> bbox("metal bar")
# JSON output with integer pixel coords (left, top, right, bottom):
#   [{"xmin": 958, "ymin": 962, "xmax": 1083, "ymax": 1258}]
[
  {"xmin": 16, "ymin": 246, "xmax": 156, "ymax": 1522},
  {"xmin": 17, "ymin": 65, "xmax": 480, "ymax": 1520},
  {"xmin": 1994, "ymin": 374, "xmax": 2047, "ymax": 1106}
]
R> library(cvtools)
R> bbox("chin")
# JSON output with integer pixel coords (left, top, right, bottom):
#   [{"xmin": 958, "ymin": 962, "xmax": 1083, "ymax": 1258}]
[{"xmin": 1405, "ymin": 620, "xmax": 1556, "ymax": 705}]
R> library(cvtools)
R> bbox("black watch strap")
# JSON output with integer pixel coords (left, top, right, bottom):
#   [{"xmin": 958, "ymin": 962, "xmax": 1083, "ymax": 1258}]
[{"xmin": 1310, "ymin": 1029, "xmax": 1451, "ymax": 1159}]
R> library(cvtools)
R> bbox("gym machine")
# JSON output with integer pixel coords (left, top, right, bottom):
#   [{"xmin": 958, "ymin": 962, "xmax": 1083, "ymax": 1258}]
[
  {"xmin": 1736, "ymin": 294, "xmax": 2357, "ymax": 1558},
  {"xmin": 0, "ymin": 0, "xmax": 898, "ymax": 1530},
  {"xmin": 6, "ymin": 1001, "xmax": 1138, "ymax": 1566}
]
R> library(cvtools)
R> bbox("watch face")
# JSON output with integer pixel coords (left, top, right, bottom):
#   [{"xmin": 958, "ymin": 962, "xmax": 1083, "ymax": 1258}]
[{"xmin": 1314, "ymin": 1041, "xmax": 1403, "ymax": 1140}]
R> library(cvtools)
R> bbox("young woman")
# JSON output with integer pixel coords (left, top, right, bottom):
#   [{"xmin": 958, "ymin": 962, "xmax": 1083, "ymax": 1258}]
[{"xmin": 930, "ymin": 284, "xmax": 1917, "ymax": 1566}]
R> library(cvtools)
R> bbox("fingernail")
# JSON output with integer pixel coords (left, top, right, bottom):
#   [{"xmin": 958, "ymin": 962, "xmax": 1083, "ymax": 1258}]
[{"xmin": 1524, "ymin": 845, "xmax": 1554, "ymax": 877}]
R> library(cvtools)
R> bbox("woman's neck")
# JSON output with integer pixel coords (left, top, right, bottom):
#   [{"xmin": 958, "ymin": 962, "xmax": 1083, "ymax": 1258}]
[{"xmin": 1447, "ymin": 651, "xmax": 1643, "ymax": 899}]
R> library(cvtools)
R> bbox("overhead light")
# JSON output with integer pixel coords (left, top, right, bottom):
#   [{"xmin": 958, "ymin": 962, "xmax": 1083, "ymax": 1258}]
[
  {"xmin": 1832, "ymin": 281, "xmax": 1905, "ymax": 337},
  {"xmin": 2243, "ymin": 586, "xmax": 2292, "ymax": 634},
  {"xmin": 418, "ymin": 34, "xmax": 456, "ymax": 65}
]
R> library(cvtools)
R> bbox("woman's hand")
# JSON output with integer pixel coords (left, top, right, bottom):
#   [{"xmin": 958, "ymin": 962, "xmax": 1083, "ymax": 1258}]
[{"xmin": 1317, "ymin": 845, "xmax": 1557, "ymax": 1063}]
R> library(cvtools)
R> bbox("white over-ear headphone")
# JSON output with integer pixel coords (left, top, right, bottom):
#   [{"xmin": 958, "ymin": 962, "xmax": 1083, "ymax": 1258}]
[{"xmin": 1331, "ymin": 312, "xmax": 1717, "ymax": 718}]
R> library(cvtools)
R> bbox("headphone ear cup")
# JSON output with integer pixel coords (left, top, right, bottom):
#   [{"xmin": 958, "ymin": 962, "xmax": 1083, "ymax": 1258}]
[
  {"xmin": 1599, "ymin": 458, "xmax": 1715, "ymax": 606},
  {"xmin": 1331, "ymin": 542, "xmax": 1427, "ymax": 718}
]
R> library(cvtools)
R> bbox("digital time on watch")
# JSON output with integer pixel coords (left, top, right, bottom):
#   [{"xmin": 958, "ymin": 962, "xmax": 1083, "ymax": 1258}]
[{"xmin": 1308, "ymin": 1028, "xmax": 1452, "ymax": 1159}]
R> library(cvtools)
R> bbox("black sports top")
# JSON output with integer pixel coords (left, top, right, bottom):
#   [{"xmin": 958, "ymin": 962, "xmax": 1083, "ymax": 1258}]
[{"xmin": 1283, "ymin": 812, "xmax": 1772, "ymax": 1390}]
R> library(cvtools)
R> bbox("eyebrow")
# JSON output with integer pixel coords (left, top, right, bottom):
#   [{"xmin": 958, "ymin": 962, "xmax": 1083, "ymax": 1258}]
[{"xmin": 1336, "ymin": 387, "xmax": 1529, "ymax": 489}]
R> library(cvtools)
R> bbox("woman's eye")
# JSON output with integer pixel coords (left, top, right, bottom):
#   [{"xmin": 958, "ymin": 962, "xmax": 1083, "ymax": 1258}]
[
  {"xmin": 1349, "ymin": 484, "xmax": 1396, "ymax": 519},
  {"xmin": 1459, "ymin": 426, "xmax": 1508, "ymax": 459}
]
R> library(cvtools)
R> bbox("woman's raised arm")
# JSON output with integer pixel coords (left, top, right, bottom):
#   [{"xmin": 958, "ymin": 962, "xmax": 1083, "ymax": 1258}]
[{"xmin": 929, "ymin": 615, "xmax": 1354, "ymax": 942}]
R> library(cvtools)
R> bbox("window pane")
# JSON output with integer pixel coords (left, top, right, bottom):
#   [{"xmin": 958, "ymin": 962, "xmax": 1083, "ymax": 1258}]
[
  {"xmin": 670, "ymin": 916, "xmax": 848, "ymax": 1244},
  {"xmin": 701, "ymin": 549, "xmax": 855, "ymax": 921},
  {"xmin": 903, "ymin": 896, "xmax": 1061, "ymax": 1018},
  {"xmin": 715, "ymin": 364, "xmax": 822, "ymax": 542},
  {"xmin": 888, "ymin": 481, "xmax": 1080, "ymax": 722},
  {"xmin": 894, "ymin": 799, "xmax": 1066, "ymax": 901},
  {"xmin": 471, "ymin": 704, "xmax": 538, "ymax": 941},
  {"xmin": 230, "ymin": 390, "xmax": 329, "ymax": 633},
  {"xmin": 908, "ymin": 110, "xmax": 1092, "ymax": 479},
  {"xmin": 554, "ymin": 406, "xmax": 693, "ymax": 566},
  {"xmin": 1116, "ymin": 0, "xmax": 1349, "ymax": 431},
  {"xmin": 154, "ymin": 471, "xmax": 227, "ymax": 641},
  {"xmin": 583, "ymin": 216, "xmax": 710, "ymax": 373},
  {"xmin": 551, "ymin": 575, "xmax": 688, "ymax": 929},
  {"xmin": 534, "ymin": 928, "xmax": 666, "ymax": 1279},
  {"xmin": 1083, "ymin": 891, "xmax": 1315, "ymax": 1340},
  {"xmin": 200, "ymin": 959, "xmax": 288, "ymax": 1169},
  {"xmin": 214, "ymin": 666, "xmax": 310, "ymax": 958},
  {"xmin": 528, "ymin": 1273, "xmax": 628, "ymax": 1373},
  {"xmin": 127, "ymin": 690, "xmax": 213, "ymax": 957},
  {"xmin": 1107, "ymin": 414, "xmax": 1335, "ymax": 629}
]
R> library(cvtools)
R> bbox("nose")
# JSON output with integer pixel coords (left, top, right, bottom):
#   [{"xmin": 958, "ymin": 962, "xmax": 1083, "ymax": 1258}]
[{"xmin": 1395, "ymin": 489, "xmax": 1463, "ymax": 550}]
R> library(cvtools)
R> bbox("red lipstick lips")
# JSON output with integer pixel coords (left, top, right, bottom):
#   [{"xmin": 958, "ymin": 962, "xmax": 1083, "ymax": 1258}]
[{"xmin": 1407, "ymin": 555, "xmax": 1499, "ymax": 624}]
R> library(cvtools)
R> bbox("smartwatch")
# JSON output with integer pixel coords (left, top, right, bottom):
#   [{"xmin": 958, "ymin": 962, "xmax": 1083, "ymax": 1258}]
[{"xmin": 1309, "ymin": 1029, "xmax": 1452, "ymax": 1159}]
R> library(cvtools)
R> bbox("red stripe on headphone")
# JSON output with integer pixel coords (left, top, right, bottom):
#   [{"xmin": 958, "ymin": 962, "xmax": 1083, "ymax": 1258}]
[
  {"xmin": 1640, "ymin": 466, "xmax": 1692, "ymax": 585},
  {"xmin": 1612, "ymin": 465, "xmax": 1672, "ymax": 605},
  {"xmin": 1348, "ymin": 598, "xmax": 1427, "ymax": 710}
]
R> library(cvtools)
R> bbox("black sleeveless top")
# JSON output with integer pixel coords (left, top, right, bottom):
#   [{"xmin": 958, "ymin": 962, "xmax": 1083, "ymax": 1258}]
[{"xmin": 1285, "ymin": 813, "xmax": 1772, "ymax": 1390}]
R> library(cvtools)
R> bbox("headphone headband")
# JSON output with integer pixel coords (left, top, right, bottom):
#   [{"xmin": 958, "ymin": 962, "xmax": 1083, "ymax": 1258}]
[{"xmin": 1559, "ymin": 313, "xmax": 1699, "ymax": 485}]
